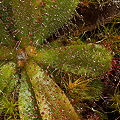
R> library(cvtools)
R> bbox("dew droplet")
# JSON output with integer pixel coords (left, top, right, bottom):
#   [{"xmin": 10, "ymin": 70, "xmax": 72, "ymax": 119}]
[
  {"xmin": 29, "ymin": 32, "xmax": 32, "ymax": 35},
  {"xmin": 21, "ymin": 31, "xmax": 24, "ymax": 34},
  {"xmin": 35, "ymin": 6, "xmax": 38, "ymax": 9}
]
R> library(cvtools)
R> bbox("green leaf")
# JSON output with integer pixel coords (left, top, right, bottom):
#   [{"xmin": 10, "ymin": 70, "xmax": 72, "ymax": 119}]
[
  {"xmin": 33, "ymin": 0, "xmax": 79, "ymax": 45},
  {"xmin": 0, "ymin": 45, "xmax": 17, "ymax": 60},
  {"xmin": 25, "ymin": 60, "xmax": 80, "ymax": 119},
  {"xmin": 0, "ymin": 61, "xmax": 16, "ymax": 91},
  {"xmin": 18, "ymin": 71, "xmax": 42, "ymax": 120},
  {"xmin": 12, "ymin": 0, "xmax": 38, "ymax": 47},
  {"xmin": 0, "ymin": 20, "xmax": 16, "ymax": 46},
  {"xmin": 0, "ymin": 0, "xmax": 18, "ymax": 39},
  {"xmin": 0, "ymin": 60, "xmax": 9, "ymax": 67},
  {"xmin": 3, "ymin": 73, "xmax": 19, "ymax": 94},
  {"xmin": 30, "ymin": 43, "xmax": 113, "ymax": 77}
]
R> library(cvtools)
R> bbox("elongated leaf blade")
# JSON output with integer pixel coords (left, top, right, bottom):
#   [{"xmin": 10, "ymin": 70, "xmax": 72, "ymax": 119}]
[
  {"xmin": 33, "ymin": 0, "xmax": 79, "ymax": 45},
  {"xmin": 0, "ymin": 0, "xmax": 18, "ymax": 39},
  {"xmin": 12, "ymin": 0, "xmax": 37, "ymax": 47},
  {"xmin": 0, "ymin": 61, "xmax": 16, "ymax": 91},
  {"xmin": 25, "ymin": 60, "xmax": 80, "ymax": 119},
  {"xmin": 18, "ymin": 71, "xmax": 42, "ymax": 120},
  {"xmin": 29, "ymin": 43, "xmax": 113, "ymax": 77},
  {"xmin": 0, "ymin": 20, "xmax": 16, "ymax": 46},
  {"xmin": 0, "ymin": 45, "xmax": 17, "ymax": 60}
]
